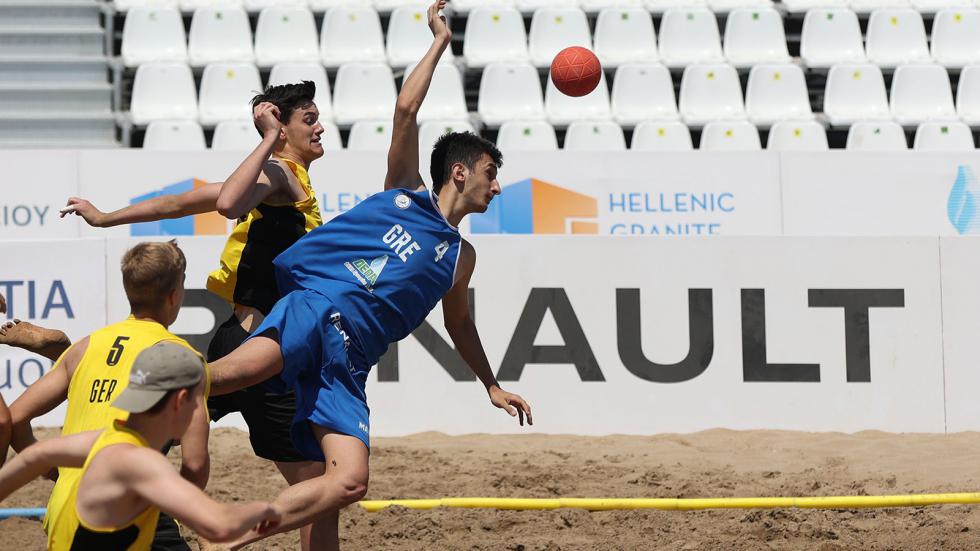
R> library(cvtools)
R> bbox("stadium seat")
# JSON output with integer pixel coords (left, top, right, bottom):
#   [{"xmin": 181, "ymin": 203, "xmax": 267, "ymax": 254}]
[
  {"xmin": 780, "ymin": 0, "xmax": 847, "ymax": 13},
  {"xmin": 846, "ymin": 121, "xmax": 908, "ymax": 149},
  {"xmin": 387, "ymin": 6, "xmax": 454, "ymax": 68},
  {"xmin": 268, "ymin": 63, "xmax": 334, "ymax": 121},
  {"xmin": 419, "ymin": 120, "xmax": 478, "ymax": 157},
  {"xmin": 631, "ymin": 120, "xmax": 693, "ymax": 150},
  {"xmin": 699, "ymin": 120, "xmax": 761, "ymax": 150},
  {"xmin": 332, "ymin": 62, "xmax": 397, "ymax": 125},
  {"xmin": 910, "ymin": 0, "xmax": 971, "ymax": 13},
  {"xmin": 592, "ymin": 8, "xmax": 658, "ymax": 68},
  {"xmin": 121, "ymin": 7, "xmax": 188, "ymax": 67},
  {"xmin": 913, "ymin": 121, "xmax": 976, "ymax": 149},
  {"xmin": 563, "ymin": 121, "xmax": 627, "ymax": 151},
  {"xmin": 645, "ymin": 0, "xmax": 707, "ymax": 15},
  {"xmin": 462, "ymin": 7, "xmax": 529, "ymax": 68},
  {"xmin": 766, "ymin": 120, "xmax": 830, "ymax": 150},
  {"xmin": 309, "ymin": 0, "xmax": 367, "ymax": 10},
  {"xmin": 319, "ymin": 6, "xmax": 386, "ymax": 68},
  {"xmin": 822, "ymin": 63, "xmax": 890, "ymax": 126},
  {"xmin": 254, "ymin": 7, "xmax": 319, "ymax": 67},
  {"xmin": 347, "ymin": 120, "xmax": 393, "ymax": 150},
  {"xmin": 889, "ymin": 64, "xmax": 956, "ymax": 125},
  {"xmin": 864, "ymin": 9, "xmax": 930, "ymax": 68},
  {"xmin": 658, "ymin": 8, "xmax": 723, "ymax": 68},
  {"xmin": 143, "ymin": 120, "xmax": 206, "ymax": 150},
  {"xmin": 180, "ymin": 0, "xmax": 242, "ymax": 11},
  {"xmin": 188, "ymin": 6, "xmax": 254, "ymax": 67},
  {"xmin": 545, "ymin": 70, "xmax": 612, "ymax": 125},
  {"xmin": 129, "ymin": 62, "xmax": 198, "ymax": 124},
  {"xmin": 930, "ymin": 9, "xmax": 980, "ymax": 69},
  {"xmin": 723, "ymin": 8, "xmax": 790, "ymax": 68},
  {"xmin": 708, "ymin": 0, "xmax": 772, "ymax": 12},
  {"xmin": 799, "ymin": 8, "xmax": 866, "ymax": 68},
  {"xmin": 957, "ymin": 64, "xmax": 980, "ymax": 124},
  {"xmin": 850, "ymin": 0, "xmax": 909, "ymax": 14},
  {"xmin": 451, "ymin": 0, "xmax": 516, "ymax": 13},
  {"xmin": 198, "ymin": 63, "xmax": 263, "ymax": 125},
  {"xmin": 581, "ymin": 0, "xmax": 643, "ymax": 12},
  {"xmin": 495, "ymin": 120, "xmax": 559, "ymax": 150},
  {"xmin": 528, "ymin": 8, "xmax": 592, "ymax": 68},
  {"xmin": 611, "ymin": 63, "xmax": 678, "ymax": 125},
  {"xmin": 244, "ymin": 0, "xmax": 306, "ymax": 11},
  {"xmin": 116, "ymin": 0, "xmax": 178, "ymax": 12},
  {"xmin": 678, "ymin": 63, "xmax": 745, "ymax": 126},
  {"xmin": 477, "ymin": 63, "xmax": 546, "ymax": 126},
  {"xmin": 744, "ymin": 63, "xmax": 813, "ymax": 127},
  {"xmin": 403, "ymin": 63, "xmax": 468, "ymax": 122},
  {"xmin": 516, "ymin": 0, "xmax": 578, "ymax": 14},
  {"xmin": 374, "ymin": 0, "xmax": 430, "ymax": 14},
  {"xmin": 210, "ymin": 120, "xmax": 261, "ymax": 151}
]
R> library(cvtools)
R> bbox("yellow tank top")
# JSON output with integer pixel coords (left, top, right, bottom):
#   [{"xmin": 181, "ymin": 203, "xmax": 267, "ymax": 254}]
[
  {"xmin": 207, "ymin": 158, "xmax": 323, "ymax": 315},
  {"xmin": 48, "ymin": 422, "xmax": 159, "ymax": 551},
  {"xmin": 45, "ymin": 318, "xmax": 205, "ymax": 533}
]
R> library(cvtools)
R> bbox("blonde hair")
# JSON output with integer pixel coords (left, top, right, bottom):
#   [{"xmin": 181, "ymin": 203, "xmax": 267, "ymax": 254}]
[{"xmin": 121, "ymin": 240, "xmax": 187, "ymax": 313}]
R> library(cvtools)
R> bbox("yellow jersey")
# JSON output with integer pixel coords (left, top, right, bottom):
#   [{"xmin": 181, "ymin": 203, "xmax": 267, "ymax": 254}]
[
  {"xmin": 48, "ymin": 422, "xmax": 159, "ymax": 551},
  {"xmin": 207, "ymin": 157, "xmax": 323, "ymax": 315},
  {"xmin": 45, "ymin": 317, "xmax": 204, "ymax": 536}
]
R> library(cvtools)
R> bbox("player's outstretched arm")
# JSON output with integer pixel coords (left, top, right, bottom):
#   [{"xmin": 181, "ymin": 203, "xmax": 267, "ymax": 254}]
[
  {"xmin": 61, "ymin": 183, "xmax": 222, "ymax": 228},
  {"xmin": 0, "ymin": 430, "xmax": 98, "ymax": 501},
  {"xmin": 9, "ymin": 338, "xmax": 85, "ymax": 452},
  {"xmin": 0, "ymin": 397, "xmax": 10, "ymax": 468},
  {"xmin": 175, "ymin": 386, "xmax": 211, "ymax": 489},
  {"xmin": 442, "ymin": 241, "xmax": 533, "ymax": 426},
  {"xmin": 120, "ymin": 447, "xmax": 281, "ymax": 542},
  {"xmin": 384, "ymin": 0, "xmax": 451, "ymax": 191}
]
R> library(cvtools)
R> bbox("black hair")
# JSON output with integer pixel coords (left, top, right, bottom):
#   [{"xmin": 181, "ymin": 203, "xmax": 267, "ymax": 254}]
[
  {"xmin": 429, "ymin": 132, "xmax": 503, "ymax": 194},
  {"xmin": 250, "ymin": 80, "xmax": 317, "ymax": 135}
]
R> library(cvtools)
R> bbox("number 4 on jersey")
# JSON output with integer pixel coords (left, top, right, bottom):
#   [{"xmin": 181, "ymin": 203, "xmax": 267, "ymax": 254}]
[{"xmin": 434, "ymin": 241, "xmax": 450, "ymax": 262}]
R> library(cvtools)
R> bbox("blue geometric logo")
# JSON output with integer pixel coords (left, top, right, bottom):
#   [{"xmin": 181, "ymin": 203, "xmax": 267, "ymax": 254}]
[{"xmin": 948, "ymin": 165, "xmax": 980, "ymax": 235}]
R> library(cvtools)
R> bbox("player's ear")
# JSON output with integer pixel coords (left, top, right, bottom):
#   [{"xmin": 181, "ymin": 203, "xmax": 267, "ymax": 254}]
[
  {"xmin": 451, "ymin": 162, "xmax": 467, "ymax": 186},
  {"xmin": 174, "ymin": 388, "xmax": 191, "ymax": 409}
]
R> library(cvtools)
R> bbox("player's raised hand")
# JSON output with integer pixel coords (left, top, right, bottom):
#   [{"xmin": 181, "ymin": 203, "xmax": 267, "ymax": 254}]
[
  {"xmin": 427, "ymin": 0, "xmax": 450, "ymax": 42},
  {"xmin": 489, "ymin": 385, "xmax": 533, "ymax": 427},
  {"xmin": 253, "ymin": 101, "xmax": 283, "ymax": 139},
  {"xmin": 60, "ymin": 197, "xmax": 106, "ymax": 227}
]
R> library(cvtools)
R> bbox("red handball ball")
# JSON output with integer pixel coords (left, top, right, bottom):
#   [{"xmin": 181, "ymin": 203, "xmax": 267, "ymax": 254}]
[{"xmin": 550, "ymin": 46, "xmax": 602, "ymax": 97}]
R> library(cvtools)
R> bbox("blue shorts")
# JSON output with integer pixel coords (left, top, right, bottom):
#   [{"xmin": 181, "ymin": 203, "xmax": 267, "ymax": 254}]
[{"xmin": 250, "ymin": 289, "xmax": 371, "ymax": 460}]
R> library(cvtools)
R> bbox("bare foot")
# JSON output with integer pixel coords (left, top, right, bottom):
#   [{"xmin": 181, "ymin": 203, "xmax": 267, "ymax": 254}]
[{"xmin": 0, "ymin": 320, "xmax": 71, "ymax": 362}]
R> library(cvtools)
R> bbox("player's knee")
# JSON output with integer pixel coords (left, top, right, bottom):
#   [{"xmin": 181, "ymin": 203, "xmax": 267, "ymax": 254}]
[{"xmin": 333, "ymin": 473, "xmax": 369, "ymax": 505}]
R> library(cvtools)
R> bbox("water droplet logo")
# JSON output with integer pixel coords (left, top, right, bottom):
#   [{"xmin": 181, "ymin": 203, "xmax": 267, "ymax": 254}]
[{"xmin": 948, "ymin": 165, "xmax": 980, "ymax": 234}]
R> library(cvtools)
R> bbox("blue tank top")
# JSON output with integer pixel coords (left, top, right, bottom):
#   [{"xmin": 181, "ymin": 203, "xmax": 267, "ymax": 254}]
[{"xmin": 274, "ymin": 188, "xmax": 462, "ymax": 365}]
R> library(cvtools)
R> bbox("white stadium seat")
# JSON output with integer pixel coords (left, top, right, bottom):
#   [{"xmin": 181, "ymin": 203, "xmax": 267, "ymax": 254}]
[
  {"xmin": 188, "ymin": 6, "xmax": 254, "ymax": 67},
  {"xmin": 254, "ymin": 7, "xmax": 319, "ymax": 67},
  {"xmin": 211, "ymin": 120, "xmax": 261, "ymax": 151},
  {"xmin": 143, "ymin": 120, "xmax": 206, "ymax": 150},
  {"xmin": 766, "ymin": 120, "xmax": 830, "ymax": 150},
  {"xmin": 347, "ymin": 120, "xmax": 393, "ymax": 150},
  {"xmin": 958, "ymin": 64, "xmax": 980, "ymax": 124},
  {"xmin": 545, "ymin": 70, "xmax": 612, "ymax": 125},
  {"xmin": 374, "ymin": 0, "xmax": 430, "ymax": 14},
  {"xmin": 495, "ymin": 120, "xmax": 559, "ymax": 151},
  {"xmin": 332, "ymin": 62, "xmax": 397, "ymax": 125},
  {"xmin": 516, "ymin": 0, "xmax": 578, "ymax": 14},
  {"xmin": 723, "ymin": 8, "xmax": 790, "ymax": 68},
  {"xmin": 744, "ymin": 63, "xmax": 813, "ymax": 127},
  {"xmin": 309, "ymin": 0, "xmax": 368, "ymax": 10},
  {"xmin": 452, "ymin": 0, "xmax": 516, "ymax": 13},
  {"xmin": 130, "ymin": 62, "xmax": 198, "ymax": 124},
  {"xmin": 889, "ymin": 64, "xmax": 956, "ymax": 125},
  {"xmin": 678, "ymin": 63, "xmax": 745, "ymax": 126},
  {"xmin": 781, "ymin": 0, "xmax": 847, "ymax": 13},
  {"xmin": 913, "ymin": 121, "xmax": 976, "ymax": 150},
  {"xmin": 581, "ymin": 0, "xmax": 642, "ymax": 12},
  {"xmin": 699, "ymin": 120, "xmax": 761, "ymax": 150},
  {"xmin": 198, "ymin": 63, "xmax": 263, "ymax": 125},
  {"xmin": 800, "ymin": 8, "xmax": 866, "ymax": 68},
  {"xmin": 865, "ymin": 9, "xmax": 930, "ymax": 68},
  {"xmin": 267, "ymin": 63, "xmax": 334, "ymax": 121},
  {"xmin": 180, "ymin": 0, "xmax": 242, "ymax": 11},
  {"xmin": 930, "ymin": 9, "xmax": 980, "ymax": 69},
  {"xmin": 403, "ymin": 63, "xmax": 468, "ymax": 122},
  {"xmin": 631, "ymin": 120, "xmax": 693, "ymax": 150},
  {"xmin": 850, "ymin": 0, "xmax": 908, "ymax": 14},
  {"xmin": 387, "ymin": 6, "xmax": 454, "ymax": 68},
  {"xmin": 121, "ymin": 7, "xmax": 188, "ymax": 67},
  {"xmin": 478, "ymin": 62, "xmax": 545, "ymax": 126},
  {"xmin": 708, "ymin": 0, "xmax": 772, "ymax": 12},
  {"xmin": 462, "ymin": 7, "xmax": 529, "ymax": 68},
  {"xmin": 528, "ymin": 8, "xmax": 591, "ymax": 68},
  {"xmin": 116, "ymin": 0, "xmax": 178, "ymax": 12},
  {"xmin": 563, "ymin": 121, "xmax": 627, "ymax": 151},
  {"xmin": 822, "ymin": 63, "xmax": 891, "ymax": 126},
  {"xmin": 592, "ymin": 8, "xmax": 658, "ymax": 68},
  {"xmin": 910, "ymin": 0, "xmax": 971, "ymax": 13},
  {"xmin": 319, "ymin": 6, "xmax": 386, "ymax": 68},
  {"xmin": 244, "ymin": 0, "xmax": 306, "ymax": 11},
  {"xmin": 611, "ymin": 63, "xmax": 678, "ymax": 125},
  {"xmin": 419, "ymin": 120, "xmax": 478, "ymax": 157},
  {"xmin": 645, "ymin": 0, "xmax": 707, "ymax": 15},
  {"xmin": 846, "ymin": 121, "xmax": 908, "ymax": 149},
  {"xmin": 658, "ymin": 7, "xmax": 723, "ymax": 68}
]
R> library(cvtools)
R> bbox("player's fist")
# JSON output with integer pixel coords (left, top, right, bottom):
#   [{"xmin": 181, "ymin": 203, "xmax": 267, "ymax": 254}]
[
  {"xmin": 60, "ymin": 197, "xmax": 106, "ymax": 227},
  {"xmin": 253, "ymin": 102, "xmax": 283, "ymax": 139},
  {"xmin": 427, "ymin": 0, "xmax": 450, "ymax": 42}
]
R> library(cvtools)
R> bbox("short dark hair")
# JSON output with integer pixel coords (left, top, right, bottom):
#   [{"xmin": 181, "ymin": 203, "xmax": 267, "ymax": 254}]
[
  {"xmin": 250, "ymin": 81, "xmax": 317, "ymax": 135},
  {"xmin": 430, "ymin": 132, "xmax": 503, "ymax": 194}
]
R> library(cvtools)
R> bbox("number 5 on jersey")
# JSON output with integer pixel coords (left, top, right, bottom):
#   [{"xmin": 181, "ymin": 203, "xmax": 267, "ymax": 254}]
[{"xmin": 106, "ymin": 335, "xmax": 130, "ymax": 366}]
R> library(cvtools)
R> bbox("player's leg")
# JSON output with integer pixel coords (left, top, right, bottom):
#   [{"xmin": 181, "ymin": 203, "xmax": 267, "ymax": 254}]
[
  {"xmin": 0, "ymin": 319, "xmax": 71, "ymax": 362},
  {"xmin": 275, "ymin": 459, "xmax": 326, "ymax": 551}
]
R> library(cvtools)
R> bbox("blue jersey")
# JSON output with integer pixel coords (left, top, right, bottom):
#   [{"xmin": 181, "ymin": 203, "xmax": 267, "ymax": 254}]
[{"xmin": 273, "ymin": 188, "xmax": 462, "ymax": 365}]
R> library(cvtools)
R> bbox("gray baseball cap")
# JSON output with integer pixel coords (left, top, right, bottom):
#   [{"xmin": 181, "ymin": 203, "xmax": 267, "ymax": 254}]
[{"xmin": 112, "ymin": 341, "xmax": 205, "ymax": 414}]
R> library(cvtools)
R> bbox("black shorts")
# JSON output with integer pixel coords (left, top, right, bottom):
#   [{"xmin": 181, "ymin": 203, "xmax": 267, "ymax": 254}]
[
  {"xmin": 151, "ymin": 513, "xmax": 191, "ymax": 551},
  {"xmin": 207, "ymin": 314, "xmax": 306, "ymax": 463}
]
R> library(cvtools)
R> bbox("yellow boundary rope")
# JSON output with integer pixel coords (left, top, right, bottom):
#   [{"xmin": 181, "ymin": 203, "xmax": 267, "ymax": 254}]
[{"xmin": 359, "ymin": 493, "xmax": 980, "ymax": 512}]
